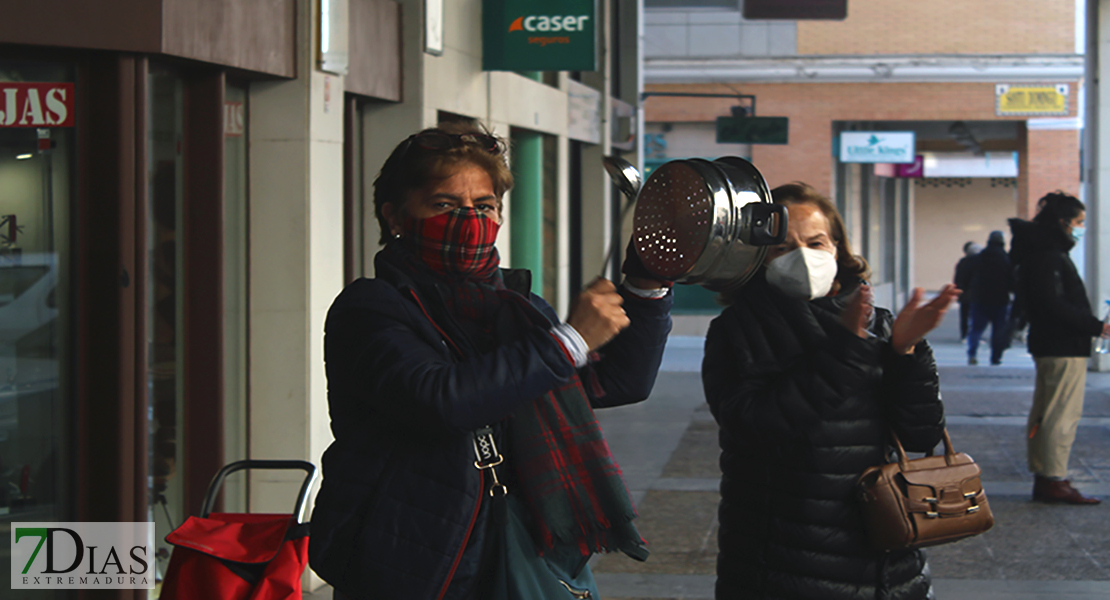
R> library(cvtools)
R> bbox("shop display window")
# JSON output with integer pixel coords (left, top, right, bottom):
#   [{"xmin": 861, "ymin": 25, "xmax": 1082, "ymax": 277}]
[
  {"xmin": 0, "ymin": 59, "xmax": 74, "ymax": 597},
  {"xmin": 147, "ymin": 66, "xmax": 185, "ymax": 592}
]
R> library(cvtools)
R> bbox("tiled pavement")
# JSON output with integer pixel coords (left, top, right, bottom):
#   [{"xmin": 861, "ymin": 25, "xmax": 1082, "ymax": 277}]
[
  {"xmin": 586, "ymin": 315, "xmax": 1110, "ymax": 600},
  {"xmin": 307, "ymin": 312, "xmax": 1110, "ymax": 599}
]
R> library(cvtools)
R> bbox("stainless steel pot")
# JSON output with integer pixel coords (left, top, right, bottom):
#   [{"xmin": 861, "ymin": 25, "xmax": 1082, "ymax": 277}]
[{"xmin": 630, "ymin": 156, "xmax": 785, "ymax": 292}]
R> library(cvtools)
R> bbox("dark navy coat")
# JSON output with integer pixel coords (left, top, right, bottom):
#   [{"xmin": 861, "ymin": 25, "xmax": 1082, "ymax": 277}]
[
  {"xmin": 309, "ymin": 249, "xmax": 672, "ymax": 600},
  {"xmin": 1009, "ymin": 218, "xmax": 1103, "ymax": 358},
  {"xmin": 702, "ymin": 275, "xmax": 945, "ymax": 600}
]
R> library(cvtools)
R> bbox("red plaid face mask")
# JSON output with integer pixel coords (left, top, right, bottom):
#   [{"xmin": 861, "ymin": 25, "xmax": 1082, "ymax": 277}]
[{"xmin": 401, "ymin": 208, "xmax": 501, "ymax": 278}]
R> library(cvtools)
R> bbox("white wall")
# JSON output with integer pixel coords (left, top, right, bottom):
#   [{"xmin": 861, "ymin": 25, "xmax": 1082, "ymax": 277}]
[{"xmin": 912, "ymin": 178, "xmax": 1019, "ymax": 291}]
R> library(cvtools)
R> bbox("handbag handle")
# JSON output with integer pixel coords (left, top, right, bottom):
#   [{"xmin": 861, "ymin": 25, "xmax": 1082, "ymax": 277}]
[{"xmin": 890, "ymin": 428, "xmax": 957, "ymax": 471}]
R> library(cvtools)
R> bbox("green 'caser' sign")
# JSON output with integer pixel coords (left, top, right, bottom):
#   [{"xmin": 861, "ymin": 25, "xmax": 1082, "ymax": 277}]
[{"xmin": 483, "ymin": 0, "xmax": 598, "ymax": 72}]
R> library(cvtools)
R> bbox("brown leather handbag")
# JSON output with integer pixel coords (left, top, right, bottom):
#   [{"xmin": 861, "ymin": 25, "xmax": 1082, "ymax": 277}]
[{"xmin": 856, "ymin": 429, "xmax": 994, "ymax": 551}]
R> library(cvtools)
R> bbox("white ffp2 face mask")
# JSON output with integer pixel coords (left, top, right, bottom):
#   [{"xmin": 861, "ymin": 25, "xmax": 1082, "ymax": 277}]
[{"xmin": 765, "ymin": 247, "xmax": 838, "ymax": 300}]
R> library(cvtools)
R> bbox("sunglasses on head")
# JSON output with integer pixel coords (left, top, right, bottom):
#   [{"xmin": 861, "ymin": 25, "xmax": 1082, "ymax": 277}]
[{"xmin": 403, "ymin": 130, "xmax": 504, "ymax": 155}]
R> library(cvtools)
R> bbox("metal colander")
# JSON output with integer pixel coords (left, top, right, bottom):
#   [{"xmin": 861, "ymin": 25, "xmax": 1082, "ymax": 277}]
[
  {"xmin": 633, "ymin": 161, "xmax": 714, "ymax": 280},
  {"xmin": 631, "ymin": 156, "xmax": 785, "ymax": 292}
]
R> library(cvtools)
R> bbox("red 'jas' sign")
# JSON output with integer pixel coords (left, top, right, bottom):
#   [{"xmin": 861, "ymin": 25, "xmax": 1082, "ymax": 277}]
[{"xmin": 0, "ymin": 83, "xmax": 76, "ymax": 128}]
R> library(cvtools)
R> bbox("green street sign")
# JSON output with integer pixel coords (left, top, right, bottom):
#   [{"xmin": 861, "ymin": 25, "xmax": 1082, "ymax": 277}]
[
  {"xmin": 483, "ymin": 0, "xmax": 598, "ymax": 72},
  {"xmin": 716, "ymin": 116, "xmax": 789, "ymax": 145}
]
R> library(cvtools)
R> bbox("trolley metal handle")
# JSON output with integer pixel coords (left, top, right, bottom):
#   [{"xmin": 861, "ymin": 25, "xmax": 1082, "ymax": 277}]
[{"xmin": 200, "ymin": 459, "xmax": 318, "ymax": 523}]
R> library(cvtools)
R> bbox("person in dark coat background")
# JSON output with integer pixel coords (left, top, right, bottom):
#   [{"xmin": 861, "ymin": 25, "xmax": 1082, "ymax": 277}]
[
  {"xmin": 1009, "ymin": 191, "xmax": 1110, "ymax": 505},
  {"xmin": 309, "ymin": 121, "xmax": 673, "ymax": 600},
  {"xmin": 965, "ymin": 231, "xmax": 1013, "ymax": 365},
  {"xmin": 953, "ymin": 240, "xmax": 982, "ymax": 341},
  {"xmin": 702, "ymin": 183, "xmax": 958, "ymax": 600}
]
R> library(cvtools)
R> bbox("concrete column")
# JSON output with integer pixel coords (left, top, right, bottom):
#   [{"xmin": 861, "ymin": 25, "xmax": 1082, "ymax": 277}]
[
  {"xmin": 510, "ymin": 128, "xmax": 544, "ymax": 295},
  {"xmin": 1089, "ymin": 0, "xmax": 1110, "ymax": 370},
  {"xmin": 580, "ymin": 0, "xmax": 616, "ymax": 282},
  {"xmin": 247, "ymin": 1, "xmax": 345, "ymax": 590},
  {"xmin": 556, "ymin": 133, "xmax": 571, "ymax": 317}
]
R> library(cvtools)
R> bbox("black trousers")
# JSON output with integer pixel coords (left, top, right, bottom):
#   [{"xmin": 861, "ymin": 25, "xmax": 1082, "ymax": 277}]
[{"xmin": 959, "ymin": 300, "xmax": 970, "ymax": 340}]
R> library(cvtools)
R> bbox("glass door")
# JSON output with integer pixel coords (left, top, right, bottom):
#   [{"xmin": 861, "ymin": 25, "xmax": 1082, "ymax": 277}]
[
  {"xmin": 0, "ymin": 60, "xmax": 74, "ymax": 598},
  {"xmin": 147, "ymin": 67, "xmax": 185, "ymax": 593}
]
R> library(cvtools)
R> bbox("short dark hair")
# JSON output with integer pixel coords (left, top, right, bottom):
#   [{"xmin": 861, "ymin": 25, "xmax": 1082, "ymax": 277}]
[
  {"xmin": 373, "ymin": 121, "xmax": 514, "ymax": 244},
  {"xmin": 1033, "ymin": 191, "xmax": 1085, "ymax": 230}
]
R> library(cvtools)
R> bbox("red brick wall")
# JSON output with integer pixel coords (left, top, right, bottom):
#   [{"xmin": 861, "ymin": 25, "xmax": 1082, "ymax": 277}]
[
  {"xmin": 644, "ymin": 81, "xmax": 1080, "ymax": 211},
  {"xmin": 797, "ymin": 0, "xmax": 1075, "ymax": 55},
  {"xmin": 1024, "ymin": 128, "xmax": 1082, "ymax": 217}
]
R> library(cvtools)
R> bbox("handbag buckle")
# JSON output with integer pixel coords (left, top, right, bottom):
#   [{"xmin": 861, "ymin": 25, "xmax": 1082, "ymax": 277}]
[
  {"xmin": 472, "ymin": 427, "xmax": 504, "ymax": 469},
  {"xmin": 472, "ymin": 426, "xmax": 508, "ymax": 496},
  {"xmin": 966, "ymin": 505, "xmax": 980, "ymax": 514},
  {"xmin": 925, "ymin": 511, "xmax": 939, "ymax": 519},
  {"xmin": 486, "ymin": 466, "xmax": 508, "ymax": 497},
  {"xmin": 558, "ymin": 580, "xmax": 591, "ymax": 599},
  {"xmin": 964, "ymin": 491, "xmax": 979, "ymax": 499}
]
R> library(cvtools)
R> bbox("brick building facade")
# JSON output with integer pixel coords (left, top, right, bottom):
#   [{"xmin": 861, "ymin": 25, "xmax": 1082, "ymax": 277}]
[{"xmin": 643, "ymin": 0, "xmax": 1083, "ymax": 297}]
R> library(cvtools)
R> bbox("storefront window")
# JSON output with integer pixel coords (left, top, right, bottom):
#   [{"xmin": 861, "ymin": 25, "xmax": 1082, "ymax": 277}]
[
  {"xmin": 147, "ymin": 67, "xmax": 185, "ymax": 593},
  {"xmin": 0, "ymin": 60, "xmax": 74, "ymax": 597}
]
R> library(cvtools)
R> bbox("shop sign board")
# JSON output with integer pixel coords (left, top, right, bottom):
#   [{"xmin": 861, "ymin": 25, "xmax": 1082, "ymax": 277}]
[
  {"xmin": 0, "ymin": 83, "xmax": 75, "ymax": 128},
  {"xmin": 839, "ymin": 131, "xmax": 915, "ymax": 164},
  {"xmin": 895, "ymin": 155, "xmax": 925, "ymax": 178},
  {"xmin": 483, "ymin": 0, "xmax": 597, "ymax": 72},
  {"xmin": 716, "ymin": 116, "xmax": 789, "ymax": 145},
  {"xmin": 744, "ymin": 0, "xmax": 847, "ymax": 20},
  {"xmin": 996, "ymin": 84, "xmax": 1068, "ymax": 116}
]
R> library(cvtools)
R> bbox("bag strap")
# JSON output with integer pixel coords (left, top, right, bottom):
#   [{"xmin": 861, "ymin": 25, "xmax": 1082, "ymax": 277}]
[
  {"xmin": 889, "ymin": 428, "xmax": 957, "ymax": 470},
  {"xmin": 473, "ymin": 426, "xmax": 508, "ymax": 496}
]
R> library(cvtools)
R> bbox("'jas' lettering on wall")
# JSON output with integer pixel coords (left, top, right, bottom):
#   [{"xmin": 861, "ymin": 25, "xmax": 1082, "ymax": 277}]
[{"xmin": 0, "ymin": 83, "xmax": 76, "ymax": 128}]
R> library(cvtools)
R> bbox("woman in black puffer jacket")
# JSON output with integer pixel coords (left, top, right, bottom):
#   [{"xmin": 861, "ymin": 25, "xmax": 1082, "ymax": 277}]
[{"xmin": 702, "ymin": 183, "xmax": 958, "ymax": 600}]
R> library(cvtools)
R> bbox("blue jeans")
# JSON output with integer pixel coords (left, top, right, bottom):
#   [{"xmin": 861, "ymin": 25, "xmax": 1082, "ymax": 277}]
[{"xmin": 968, "ymin": 303, "xmax": 1010, "ymax": 363}]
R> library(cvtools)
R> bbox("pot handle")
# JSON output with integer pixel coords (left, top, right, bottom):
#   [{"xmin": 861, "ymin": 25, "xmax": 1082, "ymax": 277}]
[{"xmin": 741, "ymin": 202, "xmax": 788, "ymax": 246}]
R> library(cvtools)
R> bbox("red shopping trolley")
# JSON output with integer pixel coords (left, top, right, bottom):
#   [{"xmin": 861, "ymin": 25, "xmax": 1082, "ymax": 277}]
[{"xmin": 160, "ymin": 460, "xmax": 318, "ymax": 600}]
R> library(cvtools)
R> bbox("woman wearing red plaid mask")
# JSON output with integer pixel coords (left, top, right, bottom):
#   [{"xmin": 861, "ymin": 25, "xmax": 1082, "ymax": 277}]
[{"xmin": 309, "ymin": 121, "xmax": 674, "ymax": 600}]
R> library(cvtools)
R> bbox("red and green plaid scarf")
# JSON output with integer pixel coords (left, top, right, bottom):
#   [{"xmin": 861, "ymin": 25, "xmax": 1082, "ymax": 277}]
[
  {"xmin": 400, "ymin": 208, "xmax": 500, "ymax": 279},
  {"xmin": 383, "ymin": 241, "xmax": 647, "ymax": 560},
  {"xmin": 499, "ymin": 296, "xmax": 647, "ymax": 560}
]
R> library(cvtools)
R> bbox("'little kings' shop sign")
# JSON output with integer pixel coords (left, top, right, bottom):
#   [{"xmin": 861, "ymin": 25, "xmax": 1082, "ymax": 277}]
[
  {"xmin": 0, "ymin": 83, "xmax": 75, "ymax": 128},
  {"xmin": 483, "ymin": 0, "xmax": 597, "ymax": 72},
  {"xmin": 839, "ymin": 131, "xmax": 916, "ymax": 164}
]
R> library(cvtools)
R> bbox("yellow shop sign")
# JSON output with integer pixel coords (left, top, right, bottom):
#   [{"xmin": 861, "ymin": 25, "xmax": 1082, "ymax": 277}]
[{"xmin": 996, "ymin": 84, "xmax": 1069, "ymax": 116}]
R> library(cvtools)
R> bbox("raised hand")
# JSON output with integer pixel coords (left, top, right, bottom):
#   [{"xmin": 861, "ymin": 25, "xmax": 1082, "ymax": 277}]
[
  {"xmin": 891, "ymin": 284, "xmax": 961, "ymax": 354},
  {"xmin": 839, "ymin": 284, "xmax": 874, "ymax": 339},
  {"xmin": 567, "ymin": 278, "xmax": 631, "ymax": 352},
  {"xmin": 621, "ymin": 238, "xmax": 672, "ymax": 290}
]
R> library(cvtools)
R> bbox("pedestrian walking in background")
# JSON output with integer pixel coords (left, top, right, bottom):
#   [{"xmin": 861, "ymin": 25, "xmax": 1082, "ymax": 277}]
[
  {"xmin": 965, "ymin": 231, "xmax": 1012, "ymax": 365},
  {"xmin": 308, "ymin": 121, "xmax": 674, "ymax": 599},
  {"xmin": 1009, "ymin": 191, "xmax": 1110, "ymax": 505},
  {"xmin": 702, "ymin": 183, "xmax": 958, "ymax": 600},
  {"xmin": 954, "ymin": 240, "xmax": 982, "ymax": 341}
]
